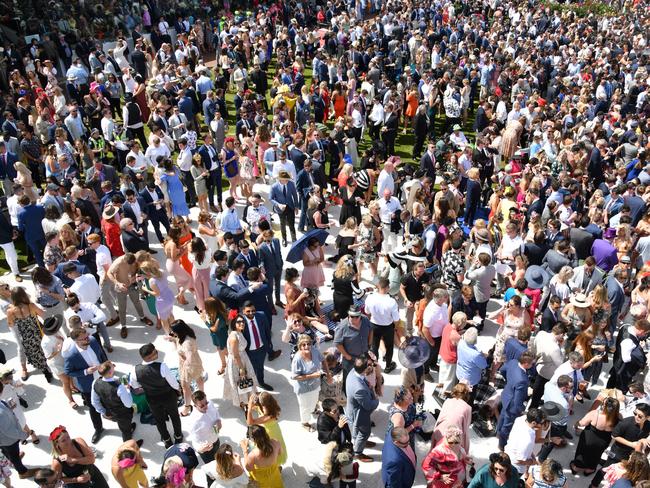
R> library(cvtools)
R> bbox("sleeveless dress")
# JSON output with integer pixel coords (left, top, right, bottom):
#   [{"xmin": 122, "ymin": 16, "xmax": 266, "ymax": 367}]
[
  {"xmin": 223, "ymin": 148, "xmax": 239, "ymax": 179},
  {"xmin": 178, "ymin": 337, "xmax": 204, "ymax": 385},
  {"xmin": 224, "ymin": 331, "xmax": 258, "ymax": 406},
  {"xmin": 179, "ymin": 232, "xmax": 194, "ymax": 277},
  {"xmin": 300, "ymin": 248, "xmax": 325, "ymax": 289},
  {"xmin": 261, "ymin": 418, "xmax": 288, "ymax": 466},
  {"xmin": 357, "ymin": 224, "xmax": 376, "ymax": 263},
  {"xmin": 161, "ymin": 171, "xmax": 190, "ymax": 217},
  {"xmin": 14, "ymin": 313, "xmax": 49, "ymax": 372},
  {"xmin": 151, "ymin": 275, "xmax": 174, "ymax": 320},
  {"xmin": 572, "ymin": 415, "xmax": 613, "ymax": 471},
  {"xmin": 249, "ymin": 458, "xmax": 284, "ymax": 488},
  {"xmin": 165, "ymin": 245, "xmax": 194, "ymax": 292},
  {"xmin": 206, "ymin": 316, "xmax": 228, "ymax": 349},
  {"xmin": 56, "ymin": 440, "xmax": 109, "ymax": 488}
]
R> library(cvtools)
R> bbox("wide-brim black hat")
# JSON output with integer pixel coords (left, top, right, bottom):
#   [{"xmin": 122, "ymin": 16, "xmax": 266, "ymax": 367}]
[{"xmin": 43, "ymin": 314, "xmax": 64, "ymax": 335}]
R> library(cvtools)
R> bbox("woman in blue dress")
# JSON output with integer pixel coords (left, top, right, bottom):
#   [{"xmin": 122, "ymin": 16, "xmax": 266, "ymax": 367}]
[{"xmin": 160, "ymin": 159, "xmax": 190, "ymax": 219}]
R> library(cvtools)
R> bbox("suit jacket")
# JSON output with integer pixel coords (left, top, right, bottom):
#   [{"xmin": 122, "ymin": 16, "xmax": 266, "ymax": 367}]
[
  {"xmin": 210, "ymin": 279, "xmax": 252, "ymax": 310},
  {"xmin": 269, "ymin": 181, "xmax": 299, "ymax": 212},
  {"xmin": 296, "ymin": 168, "xmax": 315, "ymax": 200},
  {"xmin": 122, "ymin": 199, "xmax": 148, "ymax": 228},
  {"xmin": 540, "ymin": 307, "xmax": 560, "ymax": 333},
  {"xmin": 122, "ymin": 229, "xmax": 149, "ymax": 254},
  {"xmin": 168, "ymin": 113, "xmax": 188, "ymax": 140},
  {"xmin": 289, "ymin": 147, "xmax": 308, "ymax": 174},
  {"xmin": 570, "ymin": 228, "xmax": 595, "ymax": 261},
  {"xmin": 64, "ymin": 337, "xmax": 107, "ymax": 392},
  {"xmin": 85, "ymin": 164, "xmax": 120, "ymax": 196},
  {"xmin": 542, "ymin": 249, "xmax": 574, "ymax": 275},
  {"xmin": 345, "ymin": 371, "xmax": 379, "ymax": 430},
  {"xmin": 0, "ymin": 152, "xmax": 18, "ymax": 180},
  {"xmin": 316, "ymin": 412, "xmax": 352, "ymax": 445},
  {"xmin": 383, "ymin": 113, "xmax": 399, "ymax": 136},
  {"xmin": 17, "ymin": 204, "xmax": 46, "ymax": 243},
  {"xmin": 241, "ymin": 311, "xmax": 272, "ymax": 353},
  {"xmin": 382, "ymin": 435, "xmax": 417, "ymax": 488},
  {"xmin": 236, "ymin": 250, "xmax": 259, "ymax": 271},
  {"xmin": 257, "ymin": 239, "xmax": 283, "ymax": 277},
  {"xmin": 198, "ymin": 143, "xmax": 221, "ymax": 171},
  {"xmin": 606, "ymin": 276, "xmax": 625, "ymax": 315},
  {"xmin": 54, "ymin": 260, "xmax": 90, "ymax": 287},
  {"xmin": 419, "ymin": 152, "xmax": 436, "ymax": 180},
  {"xmin": 569, "ymin": 265, "xmax": 605, "ymax": 294},
  {"xmin": 139, "ymin": 187, "xmax": 167, "ymax": 220},
  {"xmin": 499, "ymin": 359, "xmax": 529, "ymax": 417}
]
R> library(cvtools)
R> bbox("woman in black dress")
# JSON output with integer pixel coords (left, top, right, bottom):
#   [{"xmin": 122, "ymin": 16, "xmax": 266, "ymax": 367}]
[
  {"xmin": 307, "ymin": 195, "xmax": 331, "ymax": 231},
  {"xmin": 338, "ymin": 176, "xmax": 362, "ymax": 225},
  {"xmin": 570, "ymin": 396, "xmax": 620, "ymax": 476},
  {"xmin": 50, "ymin": 426, "xmax": 109, "ymax": 487},
  {"xmin": 331, "ymin": 255, "xmax": 366, "ymax": 319}
]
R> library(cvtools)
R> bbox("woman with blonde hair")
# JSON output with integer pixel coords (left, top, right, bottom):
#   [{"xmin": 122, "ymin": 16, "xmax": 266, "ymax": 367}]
[
  {"xmin": 422, "ymin": 426, "xmax": 471, "ymax": 488},
  {"xmin": 14, "ymin": 161, "xmax": 38, "ymax": 201},
  {"xmin": 139, "ymin": 259, "xmax": 175, "ymax": 333},
  {"xmin": 546, "ymin": 265, "xmax": 574, "ymax": 305},
  {"xmin": 254, "ymin": 125, "xmax": 271, "ymax": 181},
  {"xmin": 58, "ymin": 224, "xmax": 79, "ymax": 250},
  {"xmin": 497, "ymin": 186, "xmax": 518, "ymax": 233},
  {"xmin": 203, "ymin": 443, "xmax": 249, "ymax": 487},
  {"xmin": 332, "ymin": 255, "xmax": 365, "ymax": 318},
  {"xmin": 164, "ymin": 225, "xmax": 193, "ymax": 306}
]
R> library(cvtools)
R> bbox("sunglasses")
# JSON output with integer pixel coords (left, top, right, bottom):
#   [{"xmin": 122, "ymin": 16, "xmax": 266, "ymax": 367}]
[{"xmin": 493, "ymin": 467, "xmax": 506, "ymax": 473}]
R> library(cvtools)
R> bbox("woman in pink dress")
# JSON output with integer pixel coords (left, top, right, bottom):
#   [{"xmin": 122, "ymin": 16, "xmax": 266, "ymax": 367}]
[
  {"xmin": 432, "ymin": 384, "xmax": 473, "ymax": 453},
  {"xmin": 422, "ymin": 426, "xmax": 471, "ymax": 488},
  {"xmin": 301, "ymin": 238, "xmax": 325, "ymax": 289}
]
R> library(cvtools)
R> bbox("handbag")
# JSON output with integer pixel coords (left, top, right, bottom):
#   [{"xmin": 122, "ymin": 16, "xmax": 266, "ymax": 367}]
[{"xmin": 238, "ymin": 373, "xmax": 254, "ymax": 395}]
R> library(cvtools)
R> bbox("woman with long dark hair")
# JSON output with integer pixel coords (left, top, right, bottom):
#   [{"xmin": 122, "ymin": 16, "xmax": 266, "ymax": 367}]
[
  {"xmin": 240, "ymin": 425, "xmax": 283, "ymax": 488},
  {"xmin": 188, "ymin": 237, "xmax": 211, "ymax": 314},
  {"xmin": 168, "ymin": 320, "xmax": 204, "ymax": 417},
  {"xmin": 204, "ymin": 297, "xmax": 229, "ymax": 375},
  {"xmin": 468, "ymin": 452, "xmax": 520, "ymax": 487},
  {"xmin": 225, "ymin": 315, "xmax": 258, "ymax": 409}
]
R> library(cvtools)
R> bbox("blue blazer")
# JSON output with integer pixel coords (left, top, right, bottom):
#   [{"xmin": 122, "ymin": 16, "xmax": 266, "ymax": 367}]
[
  {"xmin": 197, "ymin": 144, "xmax": 220, "ymax": 171},
  {"xmin": 269, "ymin": 181, "xmax": 299, "ymax": 212},
  {"xmin": 236, "ymin": 250, "xmax": 259, "ymax": 270},
  {"xmin": 257, "ymin": 239, "xmax": 283, "ymax": 277},
  {"xmin": 345, "ymin": 371, "xmax": 379, "ymax": 430},
  {"xmin": 382, "ymin": 434, "xmax": 417, "ymax": 488},
  {"xmin": 17, "ymin": 204, "xmax": 46, "ymax": 243},
  {"xmin": 295, "ymin": 168, "xmax": 314, "ymax": 200},
  {"xmin": 0, "ymin": 152, "xmax": 18, "ymax": 180},
  {"xmin": 210, "ymin": 280, "xmax": 252, "ymax": 310},
  {"xmin": 241, "ymin": 311, "xmax": 272, "ymax": 353},
  {"xmin": 64, "ymin": 337, "xmax": 107, "ymax": 393},
  {"xmin": 606, "ymin": 276, "xmax": 625, "ymax": 314},
  {"xmin": 499, "ymin": 359, "xmax": 529, "ymax": 417}
]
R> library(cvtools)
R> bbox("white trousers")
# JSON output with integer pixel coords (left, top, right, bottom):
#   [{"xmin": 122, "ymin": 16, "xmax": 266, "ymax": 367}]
[
  {"xmin": 438, "ymin": 359, "xmax": 458, "ymax": 394},
  {"xmin": 0, "ymin": 241, "xmax": 19, "ymax": 275},
  {"xmin": 296, "ymin": 387, "xmax": 321, "ymax": 424}
]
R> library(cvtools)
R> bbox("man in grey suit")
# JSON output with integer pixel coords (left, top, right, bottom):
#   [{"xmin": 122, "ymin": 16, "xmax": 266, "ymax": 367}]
[
  {"xmin": 542, "ymin": 240, "xmax": 575, "ymax": 275},
  {"xmin": 606, "ymin": 268, "xmax": 628, "ymax": 337},
  {"xmin": 569, "ymin": 256, "xmax": 605, "ymax": 294},
  {"xmin": 258, "ymin": 229, "xmax": 284, "ymax": 312},
  {"xmin": 269, "ymin": 170, "xmax": 299, "ymax": 246},
  {"xmin": 85, "ymin": 160, "xmax": 120, "ymax": 198},
  {"xmin": 345, "ymin": 354, "xmax": 379, "ymax": 463}
]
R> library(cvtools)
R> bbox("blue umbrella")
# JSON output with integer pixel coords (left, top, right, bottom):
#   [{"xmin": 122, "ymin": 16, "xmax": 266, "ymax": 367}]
[{"xmin": 286, "ymin": 229, "xmax": 329, "ymax": 263}]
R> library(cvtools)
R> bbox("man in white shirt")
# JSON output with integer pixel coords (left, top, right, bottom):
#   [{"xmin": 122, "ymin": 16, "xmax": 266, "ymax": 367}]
[
  {"xmin": 365, "ymin": 278, "xmax": 400, "ymax": 373},
  {"xmin": 91, "ymin": 360, "xmax": 135, "ymax": 441},
  {"xmin": 530, "ymin": 325, "xmax": 566, "ymax": 408},
  {"xmin": 368, "ymin": 97, "xmax": 384, "ymax": 140},
  {"xmin": 64, "ymin": 292, "xmax": 112, "ymax": 352},
  {"xmin": 88, "ymin": 234, "xmax": 119, "ymax": 327},
  {"xmin": 64, "ymin": 264, "xmax": 101, "ymax": 304},
  {"xmin": 422, "ymin": 288, "xmax": 449, "ymax": 381},
  {"xmin": 377, "ymin": 160, "xmax": 395, "ymax": 197},
  {"xmin": 351, "ymin": 101, "xmax": 364, "ymax": 143},
  {"xmin": 176, "ymin": 138, "xmax": 196, "ymax": 208},
  {"xmin": 504, "ymin": 409, "xmax": 548, "ymax": 475},
  {"xmin": 550, "ymin": 352, "xmax": 587, "ymax": 408},
  {"xmin": 378, "ymin": 188, "xmax": 401, "ymax": 253},
  {"xmin": 271, "ymin": 149, "xmax": 297, "ymax": 181},
  {"xmin": 187, "ymin": 390, "xmax": 222, "ymax": 465}
]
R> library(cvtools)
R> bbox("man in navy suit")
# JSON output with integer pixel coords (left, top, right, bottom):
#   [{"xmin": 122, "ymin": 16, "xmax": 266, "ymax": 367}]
[
  {"xmin": 210, "ymin": 265, "xmax": 257, "ymax": 309},
  {"xmin": 240, "ymin": 301, "xmax": 281, "ymax": 391},
  {"xmin": 17, "ymin": 195, "xmax": 46, "ymax": 267},
  {"xmin": 497, "ymin": 351, "xmax": 534, "ymax": 450},
  {"xmin": 198, "ymin": 134, "xmax": 222, "ymax": 211},
  {"xmin": 122, "ymin": 189, "xmax": 149, "ymax": 239},
  {"xmin": 139, "ymin": 181, "xmax": 170, "ymax": 244},
  {"xmin": 63, "ymin": 328, "xmax": 107, "ymax": 443},
  {"xmin": 235, "ymin": 240, "xmax": 259, "ymax": 273},
  {"xmin": 296, "ymin": 159, "xmax": 318, "ymax": 232},
  {"xmin": 382, "ymin": 427, "xmax": 417, "ymax": 488},
  {"xmin": 0, "ymin": 141, "xmax": 18, "ymax": 197},
  {"xmin": 606, "ymin": 267, "xmax": 627, "ymax": 337},
  {"xmin": 269, "ymin": 170, "xmax": 299, "ymax": 246},
  {"xmin": 258, "ymin": 229, "xmax": 284, "ymax": 311}
]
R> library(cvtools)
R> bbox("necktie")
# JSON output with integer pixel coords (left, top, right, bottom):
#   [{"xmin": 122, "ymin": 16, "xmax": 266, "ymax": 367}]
[
  {"xmin": 572, "ymin": 370, "xmax": 578, "ymax": 397},
  {"xmin": 282, "ymin": 185, "xmax": 287, "ymax": 199},
  {"xmin": 582, "ymin": 272, "xmax": 590, "ymax": 291},
  {"xmin": 250, "ymin": 319, "xmax": 261, "ymax": 349}
]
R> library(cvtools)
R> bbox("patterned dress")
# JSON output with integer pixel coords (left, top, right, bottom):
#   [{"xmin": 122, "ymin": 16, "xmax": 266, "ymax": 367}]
[{"xmin": 14, "ymin": 314, "xmax": 49, "ymax": 372}]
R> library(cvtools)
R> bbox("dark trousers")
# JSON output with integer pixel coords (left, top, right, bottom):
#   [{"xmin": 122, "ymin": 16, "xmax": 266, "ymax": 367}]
[
  {"xmin": 382, "ymin": 132, "xmax": 396, "ymax": 156},
  {"xmin": 148, "ymin": 212, "xmax": 171, "ymax": 244},
  {"xmin": 496, "ymin": 409, "xmax": 517, "ymax": 449},
  {"xmin": 27, "ymin": 238, "xmax": 46, "ymax": 267},
  {"xmin": 247, "ymin": 347, "xmax": 267, "ymax": 385},
  {"xmin": 198, "ymin": 440, "xmax": 220, "ymax": 464},
  {"xmin": 371, "ymin": 323, "xmax": 395, "ymax": 366},
  {"xmin": 207, "ymin": 168, "xmax": 223, "ymax": 208},
  {"xmin": 424, "ymin": 338, "xmax": 441, "ymax": 375},
  {"xmin": 298, "ymin": 197, "xmax": 309, "ymax": 231},
  {"xmin": 126, "ymin": 126, "xmax": 148, "ymax": 150},
  {"xmin": 181, "ymin": 170, "xmax": 197, "ymax": 207},
  {"xmin": 1, "ymin": 440, "xmax": 28, "ymax": 474},
  {"xmin": 369, "ymin": 124, "xmax": 381, "ymax": 141},
  {"xmin": 476, "ymin": 301, "xmax": 488, "ymax": 330},
  {"xmin": 81, "ymin": 391, "xmax": 104, "ymax": 432},
  {"xmin": 149, "ymin": 395, "xmax": 183, "ymax": 443},
  {"xmin": 111, "ymin": 410, "xmax": 135, "ymax": 441},
  {"xmin": 529, "ymin": 374, "xmax": 550, "ymax": 408},
  {"xmin": 266, "ymin": 272, "xmax": 282, "ymax": 307},
  {"xmin": 413, "ymin": 133, "xmax": 426, "ymax": 158},
  {"xmin": 591, "ymin": 456, "xmax": 618, "ymax": 487},
  {"xmin": 342, "ymin": 357, "xmax": 354, "ymax": 389},
  {"xmin": 278, "ymin": 207, "xmax": 297, "ymax": 242}
]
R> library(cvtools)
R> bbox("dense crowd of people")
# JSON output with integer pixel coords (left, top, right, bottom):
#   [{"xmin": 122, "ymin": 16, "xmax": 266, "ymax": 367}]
[{"xmin": 0, "ymin": 0, "xmax": 650, "ymax": 486}]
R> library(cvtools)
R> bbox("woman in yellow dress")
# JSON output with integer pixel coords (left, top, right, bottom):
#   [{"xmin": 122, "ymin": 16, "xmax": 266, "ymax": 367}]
[
  {"xmin": 241, "ymin": 425, "xmax": 284, "ymax": 488},
  {"xmin": 246, "ymin": 392, "xmax": 287, "ymax": 466}
]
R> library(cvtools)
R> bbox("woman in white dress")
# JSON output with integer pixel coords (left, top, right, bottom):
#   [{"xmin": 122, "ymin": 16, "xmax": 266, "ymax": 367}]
[
  {"xmin": 202, "ymin": 443, "xmax": 250, "ymax": 488},
  {"xmin": 224, "ymin": 315, "xmax": 258, "ymax": 410},
  {"xmin": 40, "ymin": 314, "xmax": 78, "ymax": 409}
]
